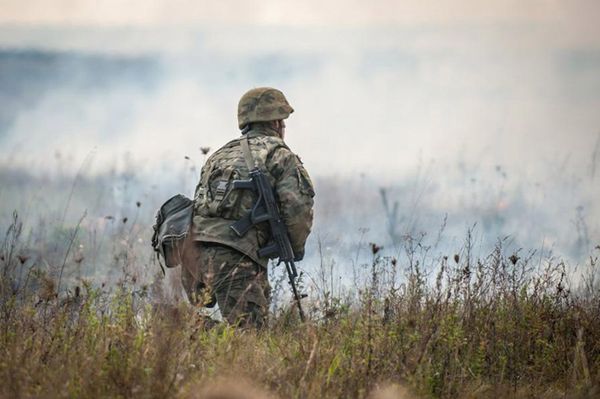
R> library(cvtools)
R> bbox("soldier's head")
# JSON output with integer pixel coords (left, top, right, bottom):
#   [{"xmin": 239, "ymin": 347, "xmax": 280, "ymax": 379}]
[{"xmin": 238, "ymin": 87, "xmax": 293, "ymax": 139}]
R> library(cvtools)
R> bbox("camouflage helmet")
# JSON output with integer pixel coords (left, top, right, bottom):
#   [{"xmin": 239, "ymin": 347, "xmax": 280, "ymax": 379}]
[{"xmin": 237, "ymin": 87, "xmax": 294, "ymax": 129}]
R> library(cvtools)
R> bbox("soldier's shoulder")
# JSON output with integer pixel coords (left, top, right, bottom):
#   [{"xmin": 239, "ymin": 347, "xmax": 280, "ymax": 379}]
[
  {"xmin": 268, "ymin": 143, "xmax": 301, "ymax": 166},
  {"xmin": 221, "ymin": 137, "xmax": 242, "ymax": 150},
  {"xmin": 205, "ymin": 138, "xmax": 241, "ymax": 160}
]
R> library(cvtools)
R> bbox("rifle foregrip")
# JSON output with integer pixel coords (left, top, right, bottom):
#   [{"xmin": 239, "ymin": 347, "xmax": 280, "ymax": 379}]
[{"xmin": 257, "ymin": 242, "xmax": 279, "ymax": 259}]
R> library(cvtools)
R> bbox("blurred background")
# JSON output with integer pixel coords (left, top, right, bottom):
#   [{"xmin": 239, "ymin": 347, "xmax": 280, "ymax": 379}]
[{"xmin": 1, "ymin": 1, "xmax": 599, "ymax": 295}]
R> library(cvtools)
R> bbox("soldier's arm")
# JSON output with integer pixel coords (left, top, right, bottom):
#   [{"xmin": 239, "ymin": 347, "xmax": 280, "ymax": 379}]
[{"xmin": 268, "ymin": 147, "xmax": 315, "ymax": 260}]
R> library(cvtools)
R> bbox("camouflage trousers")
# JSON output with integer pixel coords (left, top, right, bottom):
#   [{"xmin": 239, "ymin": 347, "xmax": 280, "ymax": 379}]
[{"xmin": 181, "ymin": 242, "xmax": 271, "ymax": 328}]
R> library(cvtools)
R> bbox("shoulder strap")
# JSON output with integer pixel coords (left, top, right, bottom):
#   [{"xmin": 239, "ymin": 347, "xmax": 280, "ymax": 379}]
[{"xmin": 240, "ymin": 134, "xmax": 256, "ymax": 170}]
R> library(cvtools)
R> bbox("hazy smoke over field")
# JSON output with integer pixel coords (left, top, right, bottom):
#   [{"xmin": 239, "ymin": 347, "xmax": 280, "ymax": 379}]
[{"xmin": 1, "ymin": 2, "xmax": 599, "ymax": 288}]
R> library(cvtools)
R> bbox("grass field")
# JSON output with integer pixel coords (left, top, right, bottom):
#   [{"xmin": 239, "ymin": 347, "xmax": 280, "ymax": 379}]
[{"xmin": 1, "ymin": 210, "xmax": 599, "ymax": 399}]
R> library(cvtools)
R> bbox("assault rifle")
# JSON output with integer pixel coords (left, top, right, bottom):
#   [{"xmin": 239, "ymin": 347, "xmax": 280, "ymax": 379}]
[{"xmin": 230, "ymin": 168, "xmax": 306, "ymax": 322}]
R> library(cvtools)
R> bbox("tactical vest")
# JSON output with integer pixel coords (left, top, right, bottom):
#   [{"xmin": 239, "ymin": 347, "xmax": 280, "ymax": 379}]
[{"xmin": 191, "ymin": 131, "xmax": 289, "ymax": 266}]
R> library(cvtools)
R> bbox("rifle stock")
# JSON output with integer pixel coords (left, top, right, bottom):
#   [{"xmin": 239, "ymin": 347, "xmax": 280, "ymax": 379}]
[{"xmin": 231, "ymin": 179, "xmax": 254, "ymax": 191}]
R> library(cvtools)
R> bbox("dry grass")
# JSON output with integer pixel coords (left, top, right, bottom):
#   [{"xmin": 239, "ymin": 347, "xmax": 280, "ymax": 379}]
[{"xmin": 1, "ymin": 213, "xmax": 599, "ymax": 398}]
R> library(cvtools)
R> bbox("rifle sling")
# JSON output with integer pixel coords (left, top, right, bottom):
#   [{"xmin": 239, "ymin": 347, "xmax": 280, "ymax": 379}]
[{"xmin": 240, "ymin": 134, "xmax": 256, "ymax": 171}]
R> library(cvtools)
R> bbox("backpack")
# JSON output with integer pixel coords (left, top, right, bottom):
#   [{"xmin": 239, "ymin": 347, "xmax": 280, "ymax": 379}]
[{"xmin": 151, "ymin": 194, "xmax": 194, "ymax": 270}]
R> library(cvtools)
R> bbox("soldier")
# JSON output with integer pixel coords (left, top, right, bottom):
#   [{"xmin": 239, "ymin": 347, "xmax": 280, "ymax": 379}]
[{"xmin": 181, "ymin": 87, "xmax": 315, "ymax": 328}]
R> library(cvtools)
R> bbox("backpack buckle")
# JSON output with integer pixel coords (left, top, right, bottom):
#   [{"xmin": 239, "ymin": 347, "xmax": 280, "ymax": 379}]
[{"xmin": 215, "ymin": 181, "xmax": 228, "ymax": 199}]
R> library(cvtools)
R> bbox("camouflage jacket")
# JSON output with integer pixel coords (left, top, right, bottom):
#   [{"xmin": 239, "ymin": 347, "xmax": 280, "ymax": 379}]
[{"xmin": 191, "ymin": 126, "xmax": 315, "ymax": 267}]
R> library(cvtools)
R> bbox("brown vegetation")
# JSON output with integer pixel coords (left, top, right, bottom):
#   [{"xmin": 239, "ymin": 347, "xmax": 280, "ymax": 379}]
[{"xmin": 1, "ymin": 213, "xmax": 599, "ymax": 398}]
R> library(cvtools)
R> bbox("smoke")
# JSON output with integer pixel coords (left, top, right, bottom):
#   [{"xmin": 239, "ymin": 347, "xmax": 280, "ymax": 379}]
[{"xmin": 0, "ymin": 22, "xmax": 599, "ymax": 271}]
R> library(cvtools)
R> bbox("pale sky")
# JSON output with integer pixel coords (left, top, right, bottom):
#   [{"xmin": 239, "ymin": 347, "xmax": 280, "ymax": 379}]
[{"xmin": 0, "ymin": 0, "xmax": 598, "ymax": 32}]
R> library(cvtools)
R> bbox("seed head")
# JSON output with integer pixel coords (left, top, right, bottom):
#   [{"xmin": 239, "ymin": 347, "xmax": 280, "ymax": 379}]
[
  {"xmin": 370, "ymin": 243, "xmax": 382, "ymax": 255},
  {"xmin": 454, "ymin": 254, "xmax": 460, "ymax": 264},
  {"xmin": 200, "ymin": 147, "xmax": 211, "ymax": 155}
]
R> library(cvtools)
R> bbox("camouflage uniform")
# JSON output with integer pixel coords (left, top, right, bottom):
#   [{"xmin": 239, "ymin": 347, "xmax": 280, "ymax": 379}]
[{"xmin": 183, "ymin": 88, "xmax": 315, "ymax": 327}]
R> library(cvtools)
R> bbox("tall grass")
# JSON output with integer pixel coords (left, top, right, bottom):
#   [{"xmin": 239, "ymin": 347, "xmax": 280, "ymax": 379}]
[{"xmin": 1, "ymin": 213, "xmax": 599, "ymax": 398}]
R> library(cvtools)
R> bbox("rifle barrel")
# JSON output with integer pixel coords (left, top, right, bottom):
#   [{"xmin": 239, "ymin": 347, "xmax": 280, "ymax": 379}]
[{"xmin": 286, "ymin": 261, "xmax": 305, "ymax": 322}]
